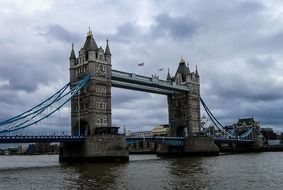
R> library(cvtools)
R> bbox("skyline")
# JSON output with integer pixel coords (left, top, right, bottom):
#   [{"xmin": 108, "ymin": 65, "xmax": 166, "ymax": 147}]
[{"xmin": 0, "ymin": 0, "xmax": 283, "ymax": 132}]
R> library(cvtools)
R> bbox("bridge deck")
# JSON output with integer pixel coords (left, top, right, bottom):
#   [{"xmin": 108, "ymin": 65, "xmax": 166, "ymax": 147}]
[
  {"xmin": 0, "ymin": 136, "xmax": 85, "ymax": 143},
  {"xmin": 214, "ymin": 138, "xmax": 254, "ymax": 144},
  {"xmin": 111, "ymin": 69, "xmax": 189, "ymax": 95},
  {"xmin": 126, "ymin": 136, "xmax": 184, "ymax": 146},
  {"xmin": 0, "ymin": 136, "xmax": 255, "ymax": 145}
]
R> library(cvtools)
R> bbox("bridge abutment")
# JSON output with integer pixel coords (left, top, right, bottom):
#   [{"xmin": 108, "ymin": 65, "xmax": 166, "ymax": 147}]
[
  {"xmin": 60, "ymin": 135, "xmax": 129, "ymax": 162},
  {"xmin": 157, "ymin": 136, "xmax": 219, "ymax": 156},
  {"xmin": 183, "ymin": 136, "xmax": 219, "ymax": 155}
]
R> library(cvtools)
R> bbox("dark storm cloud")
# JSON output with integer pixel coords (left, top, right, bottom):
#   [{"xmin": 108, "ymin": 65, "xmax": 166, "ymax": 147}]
[
  {"xmin": 206, "ymin": 56, "xmax": 282, "ymax": 102},
  {"xmin": 105, "ymin": 12, "xmax": 198, "ymax": 43},
  {"xmin": 0, "ymin": 51, "xmax": 67, "ymax": 93},
  {"xmin": 151, "ymin": 13, "xmax": 198, "ymax": 39},
  {"xmin": 40, "ymin": 24, "xmax": 81, "ymax": 43},
  {"xmin": 0, "ymin": 61, "xmax": 39, "ymax": 92}
]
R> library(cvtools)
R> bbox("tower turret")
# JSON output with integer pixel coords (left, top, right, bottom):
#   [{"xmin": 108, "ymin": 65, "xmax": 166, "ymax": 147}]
[
  {"xmin": 83, "ymin": 30, "xmax": 98, "ymax": 61},
  {"xmin": 166, "ymin": 68, "xmax": 171, "ymax": 81},
  {"xmin": 175, "ymin": 57, "xmax": 190, "ymax": 83},
  {"xmin": 195, "ymin": 65, "xmax": 199, "ymax": 78},
  {"xmin": 69, "ymin": 43, "xmax": 77, "ymax": 82},
  {"xmin": 105, "ymin": 38, "xmax": 111, "ymax": 64},
  {"xmin": 175, "ymin": 57, "xmax": 190, "ymax": 84},
  {"xmin": 69, "ymin": 43, "xmax": 76, "ymax": 59}
]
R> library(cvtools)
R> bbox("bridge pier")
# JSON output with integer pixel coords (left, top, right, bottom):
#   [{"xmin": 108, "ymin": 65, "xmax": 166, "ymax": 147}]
[
  {"xmin": 59, "ymin": 135, "xmax": 129, "ymax": 163},
  {"xmin": 216, "ymin": 140, "xmax": 265, "ymax": 153},
  {"xmin": 157, "ymin": 136, "xmax": 219, "ymax": 156}
]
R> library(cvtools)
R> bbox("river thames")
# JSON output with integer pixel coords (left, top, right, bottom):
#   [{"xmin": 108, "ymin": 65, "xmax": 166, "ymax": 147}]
[{"xmin": 0, "ymin": 153, "xmax": 283, "ymax": 190}]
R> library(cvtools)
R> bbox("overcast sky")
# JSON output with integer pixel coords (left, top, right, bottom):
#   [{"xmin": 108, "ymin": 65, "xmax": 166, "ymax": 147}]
[{"xmin": 0, "ymin": 0, "xmax": 283, "ymax": 134}]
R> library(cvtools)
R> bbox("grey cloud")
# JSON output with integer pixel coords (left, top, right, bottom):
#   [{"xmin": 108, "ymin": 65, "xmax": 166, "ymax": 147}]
[
  {"xmin": 0, "ymin": 63, "xmax": 38, "ymax": 92},
  {"xmin": 112, "ymin": 88, "xmax": 152, "ymax": 108},
  {"xmin": 0, "ymin": 58, "xmax": 63, "ymax": 93},
  {"xmin": 104, "ymin": 22, "xmax": 142, "ymax": 43},
  {"xmin": 151, "ymin": 13, "xmax": 198, "ymax": 40},
  {"xmin": 108, "ymin": 12, "xmax": 198, "ymax": 43},
  {"xmin": 40, "ymin": 24, "xmax": 81, "ymax": 43},
  {"xmin": 112, "ymin": 90, "xmax": 168, "ymax": 130}
]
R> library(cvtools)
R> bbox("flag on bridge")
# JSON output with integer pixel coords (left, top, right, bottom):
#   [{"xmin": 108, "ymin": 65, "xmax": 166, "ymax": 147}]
[
  {"xmin": 158, "ymin": 68, "xmax": 164, "ymax": 71},
  {"xmin": 138, "ymin": 63, "xmax": 144, "ymax": 66}
]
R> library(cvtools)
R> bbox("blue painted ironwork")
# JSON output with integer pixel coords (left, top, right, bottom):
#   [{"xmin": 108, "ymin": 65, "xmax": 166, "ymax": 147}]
[
  {"xmin": 214, "ymin": 138, "xmax": 254, "ymax": 145},
  {"xmin": 111, "ymin": 69, "xmax": 189, "ymax": 94},
  {"xmin": 126, "ymin": 136, "xmax": 184, "ymax": 146},
  {"xmin": 126, "ymin": 136, "xmax": 254, "ymax": 146},
  {"xmin": 200, "ymin": 97, "xmax": 255, "ymax": 141},
  {"xmin": 0, "ymin": 75, "xmax": 91, "ymax": 134},
  {"xmin": 0, "ymin": 135, "xmax": 255, "ymax": 145},
  {"xmin": 0, "ymin": 135, "xmax": 85, "ymax": 143}
]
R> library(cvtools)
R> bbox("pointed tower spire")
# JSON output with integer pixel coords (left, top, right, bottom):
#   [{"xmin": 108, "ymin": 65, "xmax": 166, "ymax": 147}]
[
  {"xmin": 69, "ymin": 43, "xmax": 76, "ymax": 59},
  {"xmin": 105, "ymin": 38, "xmax": 111, "ymax": 56},
  {"xmin": 83, "ymin": 29, "xmax": 98, "ymax": 52},
  {"xmin": 195, "ymin": 65, "xmax": 199, "ymax": 77},
  {"xmin": 180, "ymin": 56, "xmax": 185, "ymax": 64},
  {"xmin": 175, "ymin": 56, "xmax": 190, "ymax": 82},
  {"xmin": 167, "ymin": 68, "xmax": 171, "ymax": 81}
]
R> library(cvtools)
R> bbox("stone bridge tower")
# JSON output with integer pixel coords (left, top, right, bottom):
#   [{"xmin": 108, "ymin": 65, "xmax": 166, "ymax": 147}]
[
  {"xmin": 158, "ymin": 58, "xmax": 219, "ymax": 155},
  {"xmin": 167, "ymin": 58, "xmax": 201, "ymax": 137},
  {"xmin": 69, "ymin": 31, "xmax": 112, "ymax": 136},
  {"xmin": 60, "ymin": 31, "xmax": 128, "ymax": 162}
]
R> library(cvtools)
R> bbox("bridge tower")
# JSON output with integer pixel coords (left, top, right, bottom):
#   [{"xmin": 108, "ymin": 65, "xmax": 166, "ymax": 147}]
[
  {"xmin": 158, "ymin": 58, "xmax": 219, "ymax": 155},
  {"xmin": 69, "ymin": 31, "xmax": 112, "ymax": 136},
  {"xmin": 60, "ymin": 31, "xmax": 128, "ymax": 162},
  {"xmin": 167, "ymin": 57, "xmax": 201, "ymax": 137}
]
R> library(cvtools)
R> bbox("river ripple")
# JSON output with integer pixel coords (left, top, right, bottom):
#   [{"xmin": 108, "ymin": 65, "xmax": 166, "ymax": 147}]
[{"xmin": 0, "ymin": 153, "xmax": 283, "ymax": 190}]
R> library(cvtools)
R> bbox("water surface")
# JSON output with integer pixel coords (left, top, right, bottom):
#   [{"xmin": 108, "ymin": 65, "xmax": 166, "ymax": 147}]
[{"xmin": 0, "ymin": 153, "xmax": 282, "ymax": 189}]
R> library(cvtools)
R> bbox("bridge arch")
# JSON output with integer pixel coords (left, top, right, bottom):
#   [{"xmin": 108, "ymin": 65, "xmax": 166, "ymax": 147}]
[{"xmin": 72, "ymin": 119, "xmax": 90, "ymax": 136}]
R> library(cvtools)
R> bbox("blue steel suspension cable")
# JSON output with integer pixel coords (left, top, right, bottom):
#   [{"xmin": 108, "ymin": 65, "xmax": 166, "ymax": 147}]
[
  {"xmin": 0, "ymin": 82, "xmax": 70, "ymax": 125},
  {"xmin": 0, "ymin": 75, "xmax": 90, "ymax": 133},
  {"xmin": 2, "ymin": 85, "xmax": 73, "ymax": 131},
  {"xmin": 200, "ymin": 97, "xmax": 235, "ymax": 138},
  {"xmin": 200, "ymin": 97, "xmax": 254, "ymax": 139},
  {"xmin": 0, "ymin": 75, "xmax": 91, "ymax": 133}
]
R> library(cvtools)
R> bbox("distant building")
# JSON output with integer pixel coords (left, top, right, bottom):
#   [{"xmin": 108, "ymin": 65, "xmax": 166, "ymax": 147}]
[
  {"xmin": 236, "ymin": 118, "xmax": 259, "ymax": 127},
  {"xmin": 17, "ymin": 144, "xmax": 29, "ymax": 154},
  {"xmin": 152, "ymin": 124, "xmax": 169, "ymax": 136},
  {"xmin": 232, "ymin": 117, "xmax": 261, "ymax": 136},
  {"xmin": 201, "ymin": 115, "xmax": 222, "ymax": 137},
  {"xmin": 126, "ymin": 124, "xmax": 171, "ymax": 153},
  {"xmin": 127, "ymin": 131, "xmax": 152, "ymax": 137},
  {"xmin": 261, "ymin": 128, "xmax": 277, "ymax": 140}
]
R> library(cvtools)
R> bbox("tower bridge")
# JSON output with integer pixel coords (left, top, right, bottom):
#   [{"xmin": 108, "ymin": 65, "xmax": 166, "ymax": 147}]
[
  {"xmin": 0, "ymin": 30, "xmax": 263, "ymax": 162},
  {"xmin": 59, "ymin": 30, "xmax": 219, "ymax": 162}
]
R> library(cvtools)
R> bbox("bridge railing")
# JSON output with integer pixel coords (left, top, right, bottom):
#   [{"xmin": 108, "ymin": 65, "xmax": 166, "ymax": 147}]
[
  {"xmin": 0, "ymin": 135, "xmax": 86, "ymax": 143},
  {"xmin": 126, "ymin": 136, "xmax": 184, "ymax": 146}
]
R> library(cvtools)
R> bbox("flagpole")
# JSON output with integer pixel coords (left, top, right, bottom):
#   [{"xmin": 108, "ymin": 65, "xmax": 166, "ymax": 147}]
[{"xmin": 138, "ymin": 63, "xmax": 145, "ymax": 76}]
